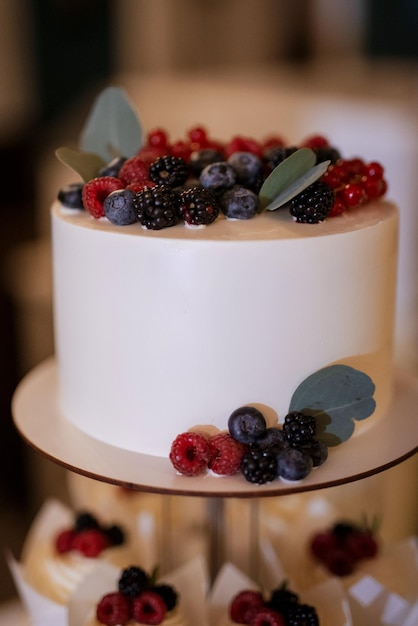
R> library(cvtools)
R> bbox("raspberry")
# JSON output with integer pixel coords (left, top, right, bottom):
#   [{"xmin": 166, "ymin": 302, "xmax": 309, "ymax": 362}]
[
  {"xmin": 241, "ymin": 448, "xmax": 278, "ymax": 484},
  {"xmin": 345, "ymin": 530, "xmax": 379, "ymax": 560},
  {"xmin": 136, "ymin": 184, "xmax": 180, "ymax": 230},
  {"xmin": 282, "ymin": 412, "xmax": 316, "ymax": 446},
  {"xmin": 149, "ymin": 155, "xmax": 189, "ymax": 187},
  {"xmin": 177, "ymin": 186, "xmax": 219, "ymax": 226},
  {"xmin": 208, "ymin": 432, "xmax": 247, "ymax": 475},
  {"xmin": 118, "ymin": 156, "xmax": 149, "ymax": 185},
  {"xmin": 325, "ymin": 547, "xmax": 356, "ymax": 576},
  {"xmin": 251, "ymin": 607, "xmax": 286, "ymax": 626},
  {"xmin": 132, "ymin": 590, "xmax": 167, "ymax": 625},
  {"xmin": 310, "ymin": 531, "xmax": 338, "ymax": 561},
  {"xmin": 82, "ymin": 176, "xmax": 124, "ymax": 218},
  {"xmin": 289, "ymin": 180, "xmax": 334, "ymax": 223},
  {"xmin": 169, "ymin": 431, "xmax": 210, "ymax": 476},
  {"xmin": 71, "ymin": 528, "xmax": 110, "ymax": 557},
  {"xmin": 55, "ymin": 528, "xmax": 76, "ymax": 554},
  {"xmin": 118, "ymin": 566, "xmax": 150, "ymax": 598},
  {"xmin": 136, "ymin": 145, "xmax": 169, "ymax": 164},
  {"xmin": 229, "ymin": 590, "xmax": 265, "ymax": 624},
  {"xmin": 96, "ymin": 592, "xmax": 131, "ymax": 626}
]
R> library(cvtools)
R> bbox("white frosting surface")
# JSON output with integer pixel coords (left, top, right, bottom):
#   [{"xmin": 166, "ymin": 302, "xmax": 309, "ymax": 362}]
[{"xmin": 51, "ymin": 200, "xmax": 398, "ymax": 457}]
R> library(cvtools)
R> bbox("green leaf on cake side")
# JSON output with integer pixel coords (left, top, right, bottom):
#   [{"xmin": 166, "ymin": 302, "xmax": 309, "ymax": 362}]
[
  {"xmin": 258, "ymin": 148, "xmax": 316, "ymax": 210},
  {"xmin": 264, "ymin": 160, "xmax": 331, "ymax": 211},
  {"xmin": 55, "ymin": 147, "xmax": 106, "ymax": 182},
  {"xmin": 289, "ymin": 364, "xmax": 376, "ymax": 446},
  {"xmin": 79, "ymin": 86, "xmax": 144, "ymax": 162}
]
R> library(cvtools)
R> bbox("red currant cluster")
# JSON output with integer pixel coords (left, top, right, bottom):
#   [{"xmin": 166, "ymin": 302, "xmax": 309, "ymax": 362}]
[
  {"xmin": 322, "ymin": 158, "xmax": 387, "ymax": 217},
  {"xmin": 310, "ymin": 520, "xmax": 379, "ymax": 577}
]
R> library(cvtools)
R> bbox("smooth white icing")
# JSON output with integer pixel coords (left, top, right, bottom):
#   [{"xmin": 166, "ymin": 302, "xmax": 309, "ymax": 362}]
[{"xmin": 51, "ymin": 200, "xmax": 398, "ymax": 457}]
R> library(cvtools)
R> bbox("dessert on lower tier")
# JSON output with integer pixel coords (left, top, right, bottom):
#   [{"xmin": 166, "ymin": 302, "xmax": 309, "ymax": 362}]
[{"xmin": 52, "ymin": 86, "xmax": 398, "ymax": 470}]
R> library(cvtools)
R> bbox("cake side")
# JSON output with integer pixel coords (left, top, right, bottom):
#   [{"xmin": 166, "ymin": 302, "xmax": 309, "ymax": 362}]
[{"xmin": 51, "ymin": 200, "xmax": 398, "ymax": 457}]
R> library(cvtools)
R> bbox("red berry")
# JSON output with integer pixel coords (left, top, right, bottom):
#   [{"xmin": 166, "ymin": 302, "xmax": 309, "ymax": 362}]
[
  {"xmin": 321, "ymin": 169, "xmax": 344, "ymax": 189},
  {"xmin": 344, "ymin": 158, "xmax": 366, "ymax": 176},
  {"xmin": 341, "ymin": 183, "xmax": 367, "ymax": 208},
  {"xmin": 71, "ymin": 528, "xmax": 110, "ymax": 557},
  {"xmin": 230, "ymin": 590, "xmax": 265, "ymax": 624},
  {"xmin": 328, "ymin": 197, "xmax": 346, "ymax": 217},
  {"xmin": 302, "ymin": 134, "xmax": 329, "ymax": 149},
  {"xmin": 96, "ymin": 592, "xmax": 131, "ymax": 626},
  {"xmin": 251, "ymin": 607, "xmax": 285, "ymax": 626},
  {"xmin": 136, "ymin": 146, "xmax": 169, "ymax": 164},
  {"xmin": 262, "ymin": 135, "xmax": 286, "ymax": 150},
  {"xmin": 225, "ymin": 136, "xmax": 263, "ymax": 158},
  {"xmin": 208, "ymin": 432, "xmax": 247, "ymax": 475},
  {"xmin": 132, "ymin": 590, "xmax": 167, "ymax": 625},
  {"xmin": 325, "ymin": 547, "xmax": 356, "ymax": 577},
  {"xmin": 361, "ymin": 175, "xmax": 387, "ymax": 199},
  {"xmin": 119, "ymin": 156, "xmax": 149, "ymax": 185},
  {"xmin": 55, "ymin": 528, "xmax": 76, "ymax": 554},
  {"xmin": 364, "ymin": 161, "xmax": 384, "ymax": 179},
  {"xmin": 147, "ymin": 128, "xmax": 169, "ymax": 149},
  {"xmin": 187, "ymin": 126, "xmax": 208, "ymax": 148},
  {"xmin": 82, "ymin": 176, "xmax": 124, "ymax": 218},
  {"xmin": 126, "ymin": 181, "xmax": 155, "ymax": 193},
  {"xmin": 326, "ymin": 162, "xmax": 350, "ymax": 184},
  {"xmin": 310, "ymin": 531, "xmax": 338, "ymax": 562},
  {"xmin": 170, "ymin": 139, "xmax": 192, "ymax": 161},
  {"xmin": 169, "ymin": 431, "xmax": 210, "ymax": 476},
  {"xmin": 345, "ymin": 531, "xmax": 379, "ymax": 560}
]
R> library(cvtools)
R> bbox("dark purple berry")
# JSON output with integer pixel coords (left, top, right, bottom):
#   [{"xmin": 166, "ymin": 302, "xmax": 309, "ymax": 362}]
[
  {"xmin": 219, "ymin": 185, "xmax": 259, "ymax": 219},
  {"xmin": 58, "ymin": 182, "xmax": 84, "ymax": 209},
  {"xmin": 277, "ymin": 447, "xmax": 313, "ymax": 481},
  {"xmin": 228, "ymin": 406, "xmax": 267, "ymax": 444},
  {"xmin": 199, "ymin": 161, "xmax": 236, "ymax": 194},
  {"xmin": 118, "ymin": 566, "xmax": 150, "ymax": 598},
  {"xmin": 189, "ymin": 148, "xmax": 225, "ymax": 176},
  {"xmin": 241, "ymin": 448, "xmax": 278, "ymax": 484},
  {"xmin": 178, "ymin": 186, "xmax": 219, "ymax": 226},
  {"xmin": 104, "ymin": 188, "xmax": 138, "ymax": 225},
  {"xmin": 149, "ymin": 155, "xmax": 189, "ymax": 187},
  {"xmin": 300, "ymin": 438, "xmax": 328, "ymax": 466},
  {"xmin": 98, "ymin": 156, "xmax": 127, "ymax": 178},
  {"xmin": 227, "ymin": 151, "xmax": 263, "ymax": 191}
]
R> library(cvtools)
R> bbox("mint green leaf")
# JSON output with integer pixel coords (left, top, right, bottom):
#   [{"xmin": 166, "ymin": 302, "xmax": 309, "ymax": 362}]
[
  {"xmin": 289, "ymin": 365, "xmax": 376, "ymax": 446},
  {"xmin": 55, "ymin": 147, "xmax": 106, "ymax": 182},
  {"xmin": 259, "ymin": 148, "xmax": 316, "ymax": 210},
  {"xmin": 265, "ymin": 160, "xmax": 330, "ymax": 211},
  {"xmin": 80, "ymin": 86, "xmax": 143, "ymax": 162}
]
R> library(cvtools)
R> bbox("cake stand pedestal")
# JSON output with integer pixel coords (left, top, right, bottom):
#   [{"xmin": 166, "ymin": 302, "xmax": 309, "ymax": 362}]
[{"xmin": 12, "ymin": 357, "xmax": 418, "ymax": 579}]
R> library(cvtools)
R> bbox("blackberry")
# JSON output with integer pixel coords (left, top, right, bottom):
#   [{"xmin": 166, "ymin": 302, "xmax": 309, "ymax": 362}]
[
  {"xmin": 118, "ymin": 566, "xmax": 150, "ymax": 598},
  {"xmin": 288, "ymin": 180, "xmax": 334, "ymax": 224},
  {"xmin": 178, "ymin": 186, "xmax": 219, "ymax": 226},
  {"xmin": 241, "ymin": 448, "xmax": 278, "ymax": 484},
  {"xmin": 283, "ymin": 412, "xmax": 316, "ymax": 446},
  {"xmin": 149, "ymin": 155, "xmax": 189, "ymax": 187},
  {"xmin": 313, "ymin": 145, "xmax": 341, "ymax": 164},
  {"xmin": 286, "ymin": 603, "xmax": 319, "ymax": 626},
  {"xmin": 332, "ymin": 521, "xmax": 357, "ymax": 540},
  {"xmin": 104, "ymin": 524, "xmax": 125, "ymax": 546},
  {"xmin": 263, "ymin": 146, "xmax": 298, "ymax": 173},
  {"xmin": 136, "ymin": 184, "xmax": 180, "ymax": 230},
  {"xmin": 74, "ymin": 512, "xmax": 100, "ymax": 533},
  {"xmin": 266, "ymin": 583, "xmax": 299, "ymax": 615},
  {"xmin": 152, "ymin": 584, "xmax": 178, "ymax": 611}
]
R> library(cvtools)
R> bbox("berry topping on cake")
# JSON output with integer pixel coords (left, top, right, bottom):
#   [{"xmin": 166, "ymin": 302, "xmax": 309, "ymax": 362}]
[
  {"xmin": 149, "ymin": 155, "xmax": 189, "ymax": 187},
  {"xmin": 309, "ymin": 517, "xmax": 380, "ymax": 576},
  {"xmin": 189, "ymin": 148, "xmax": 225, "ymax": 176},
  {"xmin": 229, "ymin": 589, "xmax": 265, "ymax": 623},
  {"xmin": 118, "ymin": 156, "xmax": 150, "ymax": 186},
  {"xmin": 288, "ymin": 180, "xmax": 335, "ymax": 223},
  {"xmin": 54, "ymin": 511, "xmax": 125, "ymax": 557},
  {"xmin": 228, "ymin": 406, "xmax": 267, "ymax": 444},
  {"xmin": 104, "ymin": 188, "xmax": 138, "ymax": 225},
  {"xmin": 220, "ymin": 186, "xmax": 260, "ymax": 220},
  {"xmin": 96, "ymin": 591, "xmax": 131, "ymax": 626},
  {"xmin": 58, "ymin": 182, "xmax": 84, "ymax": 209},
  {"xmin": 82, "ymin": 176, "xmax": 125, "ymax": 218},
  {"xmin": 177, "ymin": 186, "xmax": 219, "ymax": 226},
  {"xmin": 252, "ymin": 607, "xmax": 286, "ymax": 626},
  {"xmin": 207, "ymin": 432, "xmax": 247, "ymax": 475},
  {"xmin": 199, "ymin": 161, "xmax": 237, "ymax": 194},
  {"xmin": 227, "ymin": 151, "xmax": 263, "ymax": 191},
  {"xmin": 169, "ymin": 431, "xmax": 211, "ymax": 476},
  {"xmin": 286, "ymin": 603, "xmax": 320, "ymax": 626},
  {"xmin": 118, "ymin": 566, "xmax": 150, "ymax": 597},
  {"xmin": 99, "ymin": 156, "xmax": 128, "ymax": 178},
  {"xmin": 132, "ymin": 590, "xmax": 167, "ymax": 625},
  {"xmin": 136, "ymin": 184, "xmax": 180, "ymax": 230}
]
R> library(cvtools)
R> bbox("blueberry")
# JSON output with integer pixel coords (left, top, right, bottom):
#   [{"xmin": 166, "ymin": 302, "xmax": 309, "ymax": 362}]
[
  {"xmin": 57, "ymin": 182, "xmax": 84, "ymax": 209},
  {"xmin": 276, "ymin": 447, "xmax": 313, "ymax": 481},
  {"xmin": 255, "ymin": 427, "xmax": 287, "ymax": 451},
  {"xmin": 227, "ymin": 151, "xmax": 263, "ymax": 190},
  {"xmin": 103, "ymin": 188, "xmax": 138, "ymax": 225},
  {"xmin": 220, "ymin": 186, "xmax": 259, "ymax": 219},
  {"xmin": 99, "ymin": 156, "xmax": 127, "ymax": 178},
  {"xmin": 199, "ymin": 162, "xmax": 236, "ymax": 194},
  {"xmin": 189, "ymin": 148, "xmax": 224, "ymax": 176},
  {"xmin": 300, "ymin": 438, "xmax": 328, "ymax": 467},
  {"xmin": 228, "ymin": 406, "xmax": 267, "ymax": 444}
]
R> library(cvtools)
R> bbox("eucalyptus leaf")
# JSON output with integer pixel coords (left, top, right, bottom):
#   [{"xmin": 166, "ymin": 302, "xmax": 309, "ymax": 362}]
[
  {"xmin": 80, "ymin": 86, "xmax": 143, "ymax": 162},
  {"xmin": 265, "ymin": 160, "xmax": 330, "ymax": 211},
  {"xmin": 289, "ymin": 364, "xmax": 376, "ymax": 446},
  {"xmin": 259, "ymin": 148, "xmax": 316, "ymax": 209},
  {"xmin": 55, "ymin": 147, "xmax": 106, "ymax": 182}
]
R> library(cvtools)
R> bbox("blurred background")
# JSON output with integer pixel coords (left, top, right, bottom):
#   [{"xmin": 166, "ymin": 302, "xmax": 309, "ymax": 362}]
[{"xmin": 0, "ymin": 0, "xmax": 417, "ymax": 609}]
